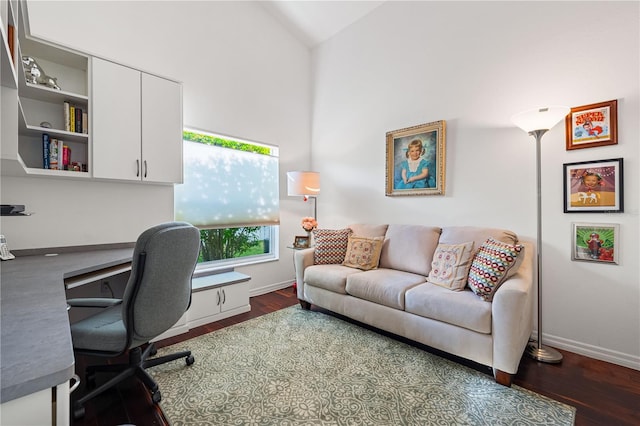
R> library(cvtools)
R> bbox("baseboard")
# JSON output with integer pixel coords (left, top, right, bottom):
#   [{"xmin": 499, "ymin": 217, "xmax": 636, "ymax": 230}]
[
  {"xmin": 537, "ymin": 331, "xmax": 640, "ymax": 371},
  {"xmin": 250, "ymin": 280, "xmax": 294, "ymax": 297}
]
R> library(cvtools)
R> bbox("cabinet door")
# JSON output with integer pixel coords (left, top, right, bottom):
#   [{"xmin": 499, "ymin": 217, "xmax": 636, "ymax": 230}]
[
  {"xmin": 92, "ymin": 58, "xmax": 141, "ymax": 180},
  {"xmin": 220, "ymin": 281, "xmax": 250, "ymax": 313},
  {"xmin": 141, "ymin": 73, "xmax": 183, "ymax": 183}
]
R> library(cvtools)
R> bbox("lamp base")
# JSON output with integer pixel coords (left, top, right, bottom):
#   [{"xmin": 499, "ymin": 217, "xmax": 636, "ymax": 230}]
[{"xmin": 525, "ymin": 341, "xmax": 563, "ymax": 363}]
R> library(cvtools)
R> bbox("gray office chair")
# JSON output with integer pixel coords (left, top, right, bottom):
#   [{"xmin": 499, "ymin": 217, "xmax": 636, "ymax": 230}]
[{"xmin": 67, "ymin": 222, "xmax": 200, "ymax": 419}]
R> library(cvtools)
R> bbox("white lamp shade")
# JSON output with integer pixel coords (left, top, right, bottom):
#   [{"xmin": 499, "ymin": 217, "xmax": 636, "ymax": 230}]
[
  {"xmin": 287, "ymin": 171, "xmax": 320, "ymax": 196},
  {"xmin": 511, "ymin": 106, "xmax": 570, "ymax": 133}
]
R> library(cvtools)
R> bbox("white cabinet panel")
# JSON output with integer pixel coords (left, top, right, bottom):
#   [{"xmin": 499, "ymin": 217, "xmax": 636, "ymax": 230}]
[
  {"xmin": 141, "ymin": 73, "xmax": 183, "ymax": 183},
  {"xmin": 92, "ymin": 57, "xmax": 141, "ymax": 180}
]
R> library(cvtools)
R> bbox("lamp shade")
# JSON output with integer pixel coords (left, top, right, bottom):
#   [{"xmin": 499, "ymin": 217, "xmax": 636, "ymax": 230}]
[
  {"xmin": 287, "ymin": 171, "xmax": 320, "ymax": 196},
  {"xmin": 511, "ymin": 106, "xmax": 570, "ymax": 133}
]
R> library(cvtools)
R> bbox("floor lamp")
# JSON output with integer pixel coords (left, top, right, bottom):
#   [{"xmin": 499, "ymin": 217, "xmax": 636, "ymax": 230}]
[
  {"xmin": 511, "ymin": 106, "xmax": 569, "ymax": 364},
  {"xmin": 287, "ymin": 171, "xmax": 320, "ymax": 219}
]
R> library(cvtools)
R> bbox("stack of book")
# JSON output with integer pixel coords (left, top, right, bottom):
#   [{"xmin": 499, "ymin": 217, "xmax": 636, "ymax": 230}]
[
  {"xmin": 42, "ymin": 133, "xmax": 84, "ymax": 171},
  {"xmin": 63, "ymin": 101, "xmax": 88, "ymax": 134}
]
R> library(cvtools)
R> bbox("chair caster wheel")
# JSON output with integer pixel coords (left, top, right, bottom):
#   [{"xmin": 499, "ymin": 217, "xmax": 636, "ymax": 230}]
[
  {"xmin": 151, "ymin": 390, "xmax": 162, "ymax": 404},
  {"xmin": 73, "ymin": 402, "xmax": 85, "ymax": 419},
  {"xmin": 149, "ymin": 345, "xmax": 158, "ymax": 356},
  {"xmin": 186, "ymin": 354, "xmax": 195, "ymax": 366}
]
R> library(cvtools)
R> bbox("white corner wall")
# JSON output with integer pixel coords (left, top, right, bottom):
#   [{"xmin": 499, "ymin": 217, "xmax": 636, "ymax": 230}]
[
  {"xmin": 1, "ymin": 1, "xmax": 312, "ymax": 293},
  {"xmin": 311, "ymin": 1, "xmax": 639, "ymax": 369}
]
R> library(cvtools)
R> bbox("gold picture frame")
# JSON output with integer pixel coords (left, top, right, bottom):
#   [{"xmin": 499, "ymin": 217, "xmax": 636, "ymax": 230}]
[
  {"xmin": 293, "ymin": 235, "xmax": 310, "ymax": 249},
  {"xmin": 385, "ymin": 120, "xmax": 446, "ymax": 196},
  {"xmin": 565, "ymin": 100, "xmax": 617, "ymax": 150}
]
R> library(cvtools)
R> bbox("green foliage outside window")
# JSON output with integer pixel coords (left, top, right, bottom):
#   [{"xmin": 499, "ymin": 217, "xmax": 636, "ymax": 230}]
[
  {"xmin": 183, "ymin": 131, "xmax": 270, "ymax": 155},
  {"xmin": 199, "ymin": 227, "xmax": 266, "ymax": 262}
]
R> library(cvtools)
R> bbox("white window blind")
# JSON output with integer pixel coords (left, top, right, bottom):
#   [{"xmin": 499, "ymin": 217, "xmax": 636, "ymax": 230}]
[{"xmin": 175, "ymin": 137, "xmax": 279, "ymax": 229}]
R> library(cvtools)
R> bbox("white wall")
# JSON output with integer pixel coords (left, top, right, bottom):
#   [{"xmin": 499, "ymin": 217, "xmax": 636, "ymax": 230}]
[
  {"xmin": 311, "ymin": 1, "xmax": 639, "ymax": 369},
  {"xmin": 1, "ymin": 1, "xmax": 313, "ymax": 293}
]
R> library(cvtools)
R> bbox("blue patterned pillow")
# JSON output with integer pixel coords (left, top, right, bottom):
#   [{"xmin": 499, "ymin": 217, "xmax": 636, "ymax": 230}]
[{"xmin": 468, "ymin": 238, "xmax": 524, "ymax": 302}]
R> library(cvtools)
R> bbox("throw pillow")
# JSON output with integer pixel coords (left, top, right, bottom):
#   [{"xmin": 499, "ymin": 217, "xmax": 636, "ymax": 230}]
[
  {"xmin": 312, "ymin": 228, "xmax": 353, "ymax": 265},
  {"xmin": 342, "ymin": 235, "xmax": 384, "ymax": 270},
  {"xmin": 468, "ymin": 238, "xmax": 524, "ymax": 302},
  {"xmin": 426, "ymin": 241, "xmax": 475, "ymax": 291}
]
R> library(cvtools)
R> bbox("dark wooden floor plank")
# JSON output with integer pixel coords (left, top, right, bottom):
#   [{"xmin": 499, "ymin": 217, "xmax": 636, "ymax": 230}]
[{"xmin": 71, "ymin": 287, "xmax": 640, "ymax": 426}]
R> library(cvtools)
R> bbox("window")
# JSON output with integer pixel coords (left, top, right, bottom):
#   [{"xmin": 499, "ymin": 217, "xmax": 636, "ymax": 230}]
[{"xmin": 175, "ymin": 129, "xmax": 279, "ymax": 267}]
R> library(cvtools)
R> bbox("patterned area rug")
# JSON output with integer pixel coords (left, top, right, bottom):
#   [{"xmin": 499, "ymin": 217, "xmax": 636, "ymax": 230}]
[{"xmin": 150, "ymin": 306, "xmax": 575, "ymax": 425}]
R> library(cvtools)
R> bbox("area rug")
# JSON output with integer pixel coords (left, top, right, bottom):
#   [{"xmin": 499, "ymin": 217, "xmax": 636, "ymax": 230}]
[{"xmin": 149, "ymin": 306, "xmax": 575, "ymax": 425}]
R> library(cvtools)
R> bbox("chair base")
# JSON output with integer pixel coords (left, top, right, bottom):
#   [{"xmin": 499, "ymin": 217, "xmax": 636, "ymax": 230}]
[{"xmin": 73, "ymin": 343, "xmax": 194, "ymax": 419}]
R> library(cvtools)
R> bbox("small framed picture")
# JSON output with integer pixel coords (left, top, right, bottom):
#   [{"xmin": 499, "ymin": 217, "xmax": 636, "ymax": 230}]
[
  {"xmin": 571, "ymin": 223, "xmax": 619, "ymax": 264},
  {"xmin": 563, "ymin": 158, "xmax": 623, "ymax": 213},
  {"xmin": 293, "ymin": 235, "xmax": 310, "ymax": 249},
  {"xmin": 385, "ymin": 120, "xmax": 446, "ymax": 196},
  {"xmin": 565, "ymin": 100, "xmax": 617, "ymax": 150}
]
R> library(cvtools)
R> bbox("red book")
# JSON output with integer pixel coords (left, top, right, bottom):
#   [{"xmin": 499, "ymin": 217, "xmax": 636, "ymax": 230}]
[{"xmin": 63, "ymin": 145, "xmax": 71, "ymax": 168}]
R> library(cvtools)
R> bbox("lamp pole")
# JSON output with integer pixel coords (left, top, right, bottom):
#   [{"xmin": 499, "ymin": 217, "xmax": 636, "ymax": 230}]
[{"xmin": 526, "ymin": 129, "xmax": 563, "ymax": 363}]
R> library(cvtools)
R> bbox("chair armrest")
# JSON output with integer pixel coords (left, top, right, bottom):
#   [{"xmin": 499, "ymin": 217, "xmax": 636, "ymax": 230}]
[
  {"xmin": 67, "ymin": 298, "xmax": 123, "ymax": 308},
  {"xmin": 293, "ymin": 248, "xmax": 315, "ymax": 300}
]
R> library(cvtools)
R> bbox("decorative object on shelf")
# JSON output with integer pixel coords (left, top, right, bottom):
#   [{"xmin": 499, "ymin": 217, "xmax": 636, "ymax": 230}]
[
  {"xmin": 385, "ymin": 120, "xmax": 446, "ymax": 196},
  {"xmin": 293, "ymin": 235, "xmax": 310, "ymax": 249},
  {"xmin": 565, "ymin": 100, "xmax": 617, "ymax": 150},
  {"xmin": 563, "ymin": 158, "xmax": 623, "ymax": 213},
  {"xmin": 571, "ymin": 222, "xmax": 619, "ymax": 264},
  {"xmin": 21, "ymin": 56, "xmax": 61, "ymax": 90},
  {"xmin": 39, "ymin": 121, "xmax": 52, "ymax": 128},
  {"xmin": 287, "ymin": 171, "xmax": 320, "ymax": 219},
  {"xmin": 301, "ymin": 216, "xmax": 318, "ymax": 233},
  {"xmin": 511, "ymin": 105, "xmax": 570, "ymax": 364}
]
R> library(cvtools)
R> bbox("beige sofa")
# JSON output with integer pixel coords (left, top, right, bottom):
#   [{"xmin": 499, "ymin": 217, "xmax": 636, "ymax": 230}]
[{"xmin": 294, "ymin": 224, "xmax": 533, "ymax": 386}]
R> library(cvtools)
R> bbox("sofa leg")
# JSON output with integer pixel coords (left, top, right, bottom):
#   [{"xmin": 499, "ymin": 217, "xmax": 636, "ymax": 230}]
[
  {"xmin": 495, "ymin": 370, "xmax": 513, "ymax": 387},
  {"xmin": 299, "ymin": 299, "xmax": 311, "ymax": 310}
]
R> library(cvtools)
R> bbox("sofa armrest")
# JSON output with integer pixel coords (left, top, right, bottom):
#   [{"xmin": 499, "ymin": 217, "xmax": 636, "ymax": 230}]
[
  {"xmin": 294, "ymin": 248, "xmax": 315, "ymax": 300},
  {"xmin": 491, "ymin": 241, "xmax": 534, "ymax": 375}
]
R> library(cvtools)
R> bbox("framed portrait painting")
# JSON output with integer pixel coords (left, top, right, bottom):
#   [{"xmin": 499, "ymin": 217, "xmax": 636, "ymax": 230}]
[
  {"xmin": 565, "ymin": 100, "xmax": 617, "ymax": 150},
  {"xmin": 385, "ymin": 120, "xmax": 446, "ymax": 196},
  {"xmin": 563, "ymin": 158, "xmax": 623, "ymax": 213},
  {"xmin": 571, "ymin": 222, "xmax": 619, "ymax": 264}
]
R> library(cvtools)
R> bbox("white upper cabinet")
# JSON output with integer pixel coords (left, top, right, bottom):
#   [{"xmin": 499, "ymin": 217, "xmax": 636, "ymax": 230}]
[{"xmin": 92, "ymin": 57, "xmax": 182, "ymax": 184}]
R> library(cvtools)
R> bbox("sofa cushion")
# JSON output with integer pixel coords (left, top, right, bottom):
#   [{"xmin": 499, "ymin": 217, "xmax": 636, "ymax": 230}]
[
  {"xmin": 304, "ymin": 264, "xmax": 361, "ymax": 294},
  {"xmin": 405, "ymin": 283, "xmax": 492, "ymax": 334},
  {"xmin": 347, "ymin": 223, "xmax": 389, "ymax": 238},
  {"xmin": 312, "ymin": 228, "xmax": 353, "ymax": 265},
  {"xmin": 343, "ymin": 235, "xmax": 384, "ymax": 270},
  {"xmin": 345, "ymin": 268, "xmax": 426, "ymax": 310},
  {"xmin": 378, "ymin": 224, "xmax": 442, "ymax": 276},
  {"xmin": 439, "ymin": 226, "xmax": 518, "ymax": 248},
  {"xmin": 468, "ymin": 238, "xmax": 525, "ymax": 302},
  {"xmin": 427, "ymin": 241, "xmax": 475, "ymax": 291}
]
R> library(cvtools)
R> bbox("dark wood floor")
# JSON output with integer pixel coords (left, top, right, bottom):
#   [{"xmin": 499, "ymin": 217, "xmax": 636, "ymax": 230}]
[{"xmin": 71, "ymin": 287, "xmax": 640, "ymax": 426}]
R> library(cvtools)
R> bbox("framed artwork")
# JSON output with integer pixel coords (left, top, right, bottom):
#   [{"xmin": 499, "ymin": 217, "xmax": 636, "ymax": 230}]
[
  {"xmin": 563, "ymin": 158, "xmax": 623, "ymax": 213},
  {"xmin": 571, "ymin": 222, "xmax": 619, "ymax": 264},
  {"xmin": 385, "ymin": 120, "xmax": 446, "ymax": 196},
  {"xmin": 565, "ymin": 100, "xmax": 617, "ymax": 150},
  {"xmin": 293, "ymin": 235, "xmax": 310, "ymax": 249}
]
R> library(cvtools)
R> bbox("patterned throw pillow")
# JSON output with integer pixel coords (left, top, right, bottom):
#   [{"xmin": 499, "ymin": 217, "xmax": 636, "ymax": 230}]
[
  {"xmin": 468, "ymin": 238, "xmax": 524, "ymax": 302},
  {"xmin": 342, "ymin": 235, "xmax": 384, "ymax": 270},
  {"xmin": 312, "ymin": 228, "xmax": 353, "ymax": 265},
  {"xmin": 427, "ymin": 242, "xmax": 475, "ymax": 291}
]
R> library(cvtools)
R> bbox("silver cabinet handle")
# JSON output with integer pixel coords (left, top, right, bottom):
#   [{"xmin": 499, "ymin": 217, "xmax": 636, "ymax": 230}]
[
  {"xmin": 222, "ymin": 289, "xmax": 226, "ymax": 305},
  {"xmin": 144, "ymin": 160, "xmax": 148, "ymax": 178},
  {"xmin": 136, "ymin": 159, "xmax": 140, "ymax": 177},
  {"xmin": 216, "ymin": 290, "xmax": 221, "ymax": 306}
]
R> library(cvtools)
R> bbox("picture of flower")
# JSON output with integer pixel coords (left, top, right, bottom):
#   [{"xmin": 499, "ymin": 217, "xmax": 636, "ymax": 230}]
[{"xmin": 301, "ymin": 217, "xmax": 318, "ymax": 232}]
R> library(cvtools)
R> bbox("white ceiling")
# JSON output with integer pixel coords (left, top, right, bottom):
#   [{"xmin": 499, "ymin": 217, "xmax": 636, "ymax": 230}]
[{"xmin": 260, "ymin": 1, "xmax": 385, "ymax": 48}]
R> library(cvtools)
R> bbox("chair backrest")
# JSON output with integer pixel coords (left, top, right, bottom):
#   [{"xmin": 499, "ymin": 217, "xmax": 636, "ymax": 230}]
[{"xmin": 122, "ymin": 222, "xmax": 200, "ymax": 348}]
